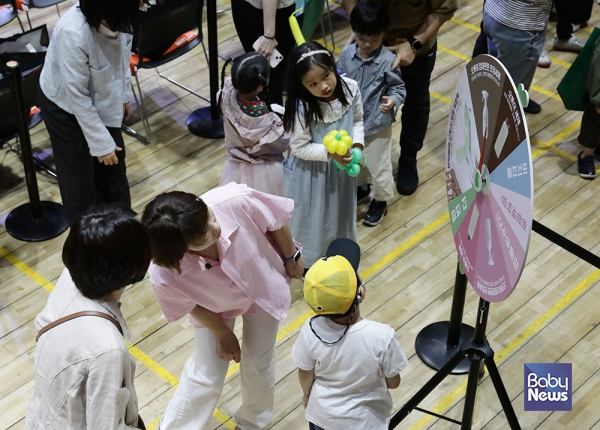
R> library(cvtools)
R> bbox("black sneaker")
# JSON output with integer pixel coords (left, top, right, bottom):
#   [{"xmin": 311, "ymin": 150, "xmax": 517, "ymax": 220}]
[
  {"xmin": 396, "ymin": 156, "xmax": 419, "ymax": 195},
  {"xmin": 524, "ymin": 99, "xmax": 541, "ymax": 114},
  {"xmin": 357, "ymin": 184, "xmax": 373, "ymax": 204},
  {"xmin": 577, "ymin": 152, "xmax": 596, "ymax": 179},
  {"xmin": 363, "ymin": 200, "xmax": 388, "ymax": 226}
]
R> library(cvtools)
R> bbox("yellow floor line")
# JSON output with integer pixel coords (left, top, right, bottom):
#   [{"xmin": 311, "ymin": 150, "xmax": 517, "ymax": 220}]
[
  {"xmin": 0, "ymin": 119, "xmax": 583, "ymax": 430},
  {"xmin": 534, "ymin": 119, "xmax": 581, "ymax": 147},
  {"xmin": 0, "ymin": 246, "xmax": 53, "ymax": 292},
  {"xmin": 408, "ymin": 269, "xmax": 600, "ymax": 430},
  {"xmin": 530, "ymin": 83, "xmax": 562, "ymax": 101},
  {"xmin": 431, "ymin": 91, "xmax": 452, "ymax": 104},
  {"xmin": 548, "ymin": 55, "xmax": 571, "ymax": 69},
  {"xmin": 437, "ymin": 45, "xmax": 562, "ymax": 102},
  {"xmin": 450, "ymin": 17, "xmax": 480, "ymax": 33},
  {"xmin": 449, "ymin": 15, "xmax": 574, "ymax": 69},
  {"xmin": 438, "ymin": 44, "xmax": 470, "ymax": 62},
  {"xmin": 0, "ymin": 251, "xmax": 235, "ymax": 429}
]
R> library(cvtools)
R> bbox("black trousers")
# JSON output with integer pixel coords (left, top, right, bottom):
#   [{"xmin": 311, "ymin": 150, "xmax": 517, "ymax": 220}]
[
  {"xmin": 398, "ymin": 43, "xmax": 437, "ymax": 161},
  {"xmin": 555, "ymin": 0, "xmax": 594, "ymax": 40},
  {"xmin": 578, "ymin": 103, "xmax": 600, "ymax": 149},
  {"xmin": 231, "ymin": 0, "xmax": 296, "ymax": 105},
  {"xmin": 38, "ymin": 86, "xmax": 131, "ymax": 224}
]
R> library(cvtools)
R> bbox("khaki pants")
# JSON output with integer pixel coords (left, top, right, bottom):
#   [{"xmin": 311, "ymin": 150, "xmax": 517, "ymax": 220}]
[{"xmin": 358, "ymin": 127, "xmax": 395, "ymax": 202}]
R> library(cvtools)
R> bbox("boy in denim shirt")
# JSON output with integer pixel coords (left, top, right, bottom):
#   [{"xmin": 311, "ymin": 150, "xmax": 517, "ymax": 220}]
[{"xmin": 337, "ymin": 0, "xmax": 406, "ymax": 226}]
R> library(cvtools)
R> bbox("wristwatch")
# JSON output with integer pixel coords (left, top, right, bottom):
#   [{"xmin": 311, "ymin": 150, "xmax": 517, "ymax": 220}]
[
  {"xmin": 407, "ymin": 36, "xmax": 423, "ymax": 53},
  {"xmin": 282, "ymin": 247, "xmax": 302, "ymax": 263}
]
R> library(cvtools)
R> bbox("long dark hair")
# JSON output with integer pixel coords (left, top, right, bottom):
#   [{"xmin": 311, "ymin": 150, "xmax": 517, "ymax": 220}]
[
  {"xmin": 283, "ymin": 41, "xmax": 349, "ymax": 132},
  {"xmin": 219, "ymin": 52, "xmax": 273, "ymax": 112}
]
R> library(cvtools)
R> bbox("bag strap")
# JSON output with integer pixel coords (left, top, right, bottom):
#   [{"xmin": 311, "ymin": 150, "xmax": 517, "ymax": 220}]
[{"xmin": 36, "ymin": 311, "xmax": 123, "ymax": 341}]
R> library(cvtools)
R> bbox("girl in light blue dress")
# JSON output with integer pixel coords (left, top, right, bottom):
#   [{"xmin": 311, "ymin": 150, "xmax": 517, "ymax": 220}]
[{"xmin": 283, "ymin": 41, "xmax": 365, "ymax": 267}]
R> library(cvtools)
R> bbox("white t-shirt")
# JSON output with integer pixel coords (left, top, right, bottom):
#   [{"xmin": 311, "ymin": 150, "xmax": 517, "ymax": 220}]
[{"xmin": 292, "ymin": 317, "xmax": 408, "ymax": 430}]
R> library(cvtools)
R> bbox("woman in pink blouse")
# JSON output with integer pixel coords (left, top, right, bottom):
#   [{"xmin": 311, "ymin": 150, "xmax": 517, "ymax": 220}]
[{"xmin": 142, "ymin": 182, "xmax": 304, "ymax": 430}]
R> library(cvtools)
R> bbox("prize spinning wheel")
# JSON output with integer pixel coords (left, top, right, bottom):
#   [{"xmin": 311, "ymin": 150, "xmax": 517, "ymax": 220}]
[{"xmin": 446, "ymin": 55, "xmax": 533, "ymax": 302}]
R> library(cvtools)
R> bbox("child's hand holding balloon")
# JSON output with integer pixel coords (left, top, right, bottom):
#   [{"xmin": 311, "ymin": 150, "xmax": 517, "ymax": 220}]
[
  {"xmin": 322, "ymin": 130, "xmax": 366, "ymax": 177},
  {"xmin": 324, "ymin": 130, "xmax": 353, "ymax": 166}
]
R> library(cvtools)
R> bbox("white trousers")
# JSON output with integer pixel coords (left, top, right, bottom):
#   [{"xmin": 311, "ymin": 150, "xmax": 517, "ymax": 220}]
[
  {"xmin": 159, "ymin": 306, "xmax": 279, "ymax": 430},
  {"xmin": 358, "ymin": 127, "xmax": 395, "ymax": 202}
]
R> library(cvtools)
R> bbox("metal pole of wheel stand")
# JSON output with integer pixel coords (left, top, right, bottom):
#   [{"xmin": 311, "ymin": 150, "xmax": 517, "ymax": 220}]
[
  {"xmin": 414, "ymin": 262, "xmax": 475, "ymax": 374},
  {"xmin": 186, "ymin": 0, "xmax": 224, "ymax": 138},
  {"xmin": 4, "ymin": 61, "xmax": 69, "ymax": 242}
]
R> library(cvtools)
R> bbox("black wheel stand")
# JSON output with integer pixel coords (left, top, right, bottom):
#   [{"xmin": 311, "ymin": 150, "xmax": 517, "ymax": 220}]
[
  {"xmin": 187, "ymin": 0, "xmax": 224, "ymax": 138},
  {"xmin": 415, "ymin": 263, "xmax": 475, "ymax": 374},
  {"xmin": 4, "ymin": 61, "xmax": 68, "ymax": 242},
  {"xmin": 390, "ymin": 298, "xmax": 521, "ymax": 430}
]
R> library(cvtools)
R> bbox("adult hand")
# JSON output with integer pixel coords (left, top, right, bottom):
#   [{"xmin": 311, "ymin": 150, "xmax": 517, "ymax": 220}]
[
  {"xmin": 302, "ymin": 394, "xmax": 310, "ymax": 408},
  {"xmin": 284, "ymin": 255, "xmax": 305, "ymax": 279},
  {"xmin": 389, "ymin": 42, "xmax": 415, "ymax": 70},
  {"xmin": 330, "ymin": 151, "xmax": 353, "ymax": 166},
  {"xmin": 97, "ymin": 146, "xmax": 122, "ymax": 165},
  {"xmin": 254, "ymin": 35, "xmax": 277, "ymax": 59},
  {"xmin": 216, "ymin": 329, "xmax": 241, "ymax": 362},
  {"xmin": 380, "ymin": 96, "xmax": 395, "ymax": 114},
  {"xmin": 123, "ymin": 102, "xmax": 132, "ymax": 121}
]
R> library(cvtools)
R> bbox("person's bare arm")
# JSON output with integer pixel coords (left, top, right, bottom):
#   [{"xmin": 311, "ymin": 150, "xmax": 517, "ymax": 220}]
[
  {"xmin": 298, "ymin": 368, "xmax": 316, "ymax": 408},
  {"xmin": 268, "ymin": 225, "xmax": 305, "ymax": 279},
  {"xmin": 386, "ymin": 374, "xmax": 401, "ymax": 389},
  {"xmin": 189, "ymin": 305, "xmax": 241, "ymax": 362},
  {"xmin": 390, "ymin": 15, "xmax": 445, "ymax": 70},
  {"xmin": 341, "ymin": 0, "xmax": 358, "ymax": 15},
  {"xmin": 253, "ymin": 0, "xmax": 278, "ymax": 58}
]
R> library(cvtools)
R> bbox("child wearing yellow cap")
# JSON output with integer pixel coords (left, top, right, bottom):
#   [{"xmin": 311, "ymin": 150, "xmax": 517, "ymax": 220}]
[{"xmin": 291, "ymin": 238, "xmax": 408, "ymax": 430}]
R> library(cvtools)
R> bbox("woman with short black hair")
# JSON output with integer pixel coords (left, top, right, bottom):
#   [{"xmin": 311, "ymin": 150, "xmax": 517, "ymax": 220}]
[
  {"xmin": 38, "ymin": 0, "xmax": 141, "ymax": 223},
  {"xmin": 26, "ymin": 204, "xmax": 151, "ymax": 430}
]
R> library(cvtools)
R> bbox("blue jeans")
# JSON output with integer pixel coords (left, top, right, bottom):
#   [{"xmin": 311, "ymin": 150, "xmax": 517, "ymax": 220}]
[
  {"xmin": 398, "ymin": 43, "xmax": 437, "ymax": 159},
  {"xmin": 482, "ymin": 11, "xmax": 546, "ymax": 92},
  {"xmin": 309, "ymin": 423, "xmax": 325, "ymax": 430}
]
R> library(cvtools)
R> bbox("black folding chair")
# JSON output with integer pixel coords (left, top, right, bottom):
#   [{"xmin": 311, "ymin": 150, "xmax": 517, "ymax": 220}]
[
  {"xmin": 0, "ymin": 25, "xmax": 55, "ymax": 177},
  {"xmin": 130, "ymin": 0, "xmax": 208, "ymax": 141},
  {"xmin": 0, "ymin": 0, "xmax": 24, "ymax": 32},
  {"xmin": 19, "ymin": 0, "xmax": 65, "ymax": 30}
]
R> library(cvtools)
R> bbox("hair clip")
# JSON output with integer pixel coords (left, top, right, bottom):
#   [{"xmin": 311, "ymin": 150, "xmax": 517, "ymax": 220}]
[{"xmin": 296, "ymin": 50, "xmax": 331, "ymax": 65}]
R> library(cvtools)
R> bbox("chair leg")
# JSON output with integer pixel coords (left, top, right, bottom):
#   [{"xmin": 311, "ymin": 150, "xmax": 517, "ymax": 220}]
[
  {"xmin": 121, "ymin": 123, "xmax": 150, "ymax": 144},
  {"xmin": 17, "ymin": 15, "xmax": 24, "ymax": 32},
  {"xmin": 6, "ymin": 137, "xmax": 57, "ymax": 178},
  {"xmin": 324, "ymin": 0, "xmax": 335, "ymax": 52},
  {"xmin": 55, "ymin": 3, "xmax": 60, "ymax": 17},
  {"xmin": 132, "ymin": 72, "xmax": 152, "ymax": 141},
  {"xmin": 25, "ymin": 7, "xmax": 32, "ymax": 30},
  {"xmin": 32, "ymin": 152, "xmax": 57, "ymax": 178},
  {"xmin": 201, "ymin": 40, "xmax": 209, "ymax": 67},
  {"xmin": 155, "ymin": 68, "xmax": 209, "ymax": 103}
]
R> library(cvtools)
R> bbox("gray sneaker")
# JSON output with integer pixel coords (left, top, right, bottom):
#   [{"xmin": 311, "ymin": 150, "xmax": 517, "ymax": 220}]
[{"xmin": 553, "ymin": 35, "xmax": 585, "ymax": 53}]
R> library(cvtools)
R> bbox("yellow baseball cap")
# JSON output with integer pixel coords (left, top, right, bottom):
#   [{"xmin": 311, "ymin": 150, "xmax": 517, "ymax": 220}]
[{"xmin": 303, "ymin": 238, "xmax": 360, "ymax": 315}]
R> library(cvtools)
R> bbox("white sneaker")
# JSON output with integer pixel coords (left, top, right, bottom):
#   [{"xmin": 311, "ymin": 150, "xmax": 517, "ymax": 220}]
[
  {"xmin": 538, "ymin": 49, "xmax": 551, "ymax": 68},
  {"xmin": 553, "ymin": 35, "xmax": 586, "ymax": 53}
]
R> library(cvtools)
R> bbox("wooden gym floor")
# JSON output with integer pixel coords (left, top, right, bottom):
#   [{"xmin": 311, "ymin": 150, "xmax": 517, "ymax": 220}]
[{"xmin": 2, "ymin": 0, "xmax": 600, "ymax": 429}]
